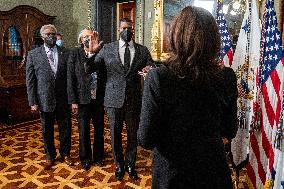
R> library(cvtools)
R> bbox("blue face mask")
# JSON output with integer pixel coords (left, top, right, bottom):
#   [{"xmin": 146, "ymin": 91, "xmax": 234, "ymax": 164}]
[{"xmin": 56, "ymin": 39, "xmax": 64, "ymax": 47}]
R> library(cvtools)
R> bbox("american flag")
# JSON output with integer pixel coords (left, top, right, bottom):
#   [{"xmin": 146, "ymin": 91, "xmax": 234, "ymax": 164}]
[
  {"xmin": 216, "ymin": 0, "xmax": 234, "ymax": 67},
  {"xmin": 247, "ymin": 0, "xmax": 284, "ymax": 188}
]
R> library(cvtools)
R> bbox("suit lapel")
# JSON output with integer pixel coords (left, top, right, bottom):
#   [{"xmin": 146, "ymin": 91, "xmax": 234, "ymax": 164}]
[
  {"xmin": 126, "ymin": 42, "xmax": 140, "ymax": 76},
  {"xmin": 40, "ymin": 45, "xmax": 49, "ymax": 64},
  {"xmin": 113, "ymin": 41, "xmax": 125, "ymax": 72}
]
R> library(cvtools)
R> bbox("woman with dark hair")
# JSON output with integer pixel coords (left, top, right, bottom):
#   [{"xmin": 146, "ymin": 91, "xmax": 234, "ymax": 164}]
[{"xmin": 137, "ymin": 6, "xmax": 238, "ymax": 189}]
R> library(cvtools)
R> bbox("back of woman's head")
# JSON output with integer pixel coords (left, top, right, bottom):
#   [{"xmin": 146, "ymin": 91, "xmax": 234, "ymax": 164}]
[{"xmin": 166, "ymin": 6, "xmax": 221, "ymax": 82}]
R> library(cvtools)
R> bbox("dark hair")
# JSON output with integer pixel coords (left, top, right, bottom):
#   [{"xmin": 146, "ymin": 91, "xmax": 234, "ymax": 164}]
[
  {"xmin": 119, "ymin": 18, "xmax": 133, "ymax": 26},
  {"xmin": 166, "ymin": 6, "xmax": 221, "ymax": 82},
  {"xmin": 56, "ymin": 33, "xmax": 62, "ymax": 37}
]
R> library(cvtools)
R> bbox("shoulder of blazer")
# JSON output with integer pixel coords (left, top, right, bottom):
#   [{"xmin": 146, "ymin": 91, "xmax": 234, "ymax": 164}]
[
  {"xmin": 69, "ymin": 47, "xmax": 83, "ymax": 60},
  {"xmin": 106, "ymin": 41, "xmax": 118, "ymax": 49},
  {"xmin": 78, "ymin": 46, "xmax": 85, "ymax": 55},
  {"xmin": 222, "ymin": 67, "xmax": 237, "ymax": 91},
  {"xmin": 28, "ymin": 45, "xmax": 43, "ymax": 56},
  {"xmin": 134, "ymin": 43, "xmax": 149, "ymax": 54},
  {"xmin": 134, "ymin": 42, "xmax": 146, "ymax": 49},
  {"xmin": 57, "ymin": 46, "xmax": 69, "ymax": 53}
]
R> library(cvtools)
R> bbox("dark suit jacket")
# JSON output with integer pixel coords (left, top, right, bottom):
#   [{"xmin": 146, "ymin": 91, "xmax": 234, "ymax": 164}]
[
  {"xmin": 26, "ymin": 45, "xmax": 69, "ymax": 112},
  {"xmin": 137, "ymin": 65, "xmax": 238, "ymax": 189},
  {"xmin": 85, "ymin": 40, "xmax": 154, "ymax": 110},
  {"xmin": 67, "ymin": 47, "xmax": 106, "ymax": 105}
]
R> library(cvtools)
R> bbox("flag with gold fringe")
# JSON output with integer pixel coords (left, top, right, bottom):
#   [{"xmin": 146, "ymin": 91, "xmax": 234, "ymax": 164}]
[
  {"xmin": 247, "ymin": 0, "xmax": 284, "ymax": 188},
  {"xmin": 230, "ymin": 0, "xmax": 261, "ymax": 172}
]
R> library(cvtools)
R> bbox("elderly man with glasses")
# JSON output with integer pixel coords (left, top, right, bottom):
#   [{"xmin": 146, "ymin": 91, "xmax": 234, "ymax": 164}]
[
  {"xmin": 67, "ymin": 28, "xmax": 107, "ymax": 171},
  {"xmin": 26, "ymin": 24, "xmax": 73, "ymax": 170}
]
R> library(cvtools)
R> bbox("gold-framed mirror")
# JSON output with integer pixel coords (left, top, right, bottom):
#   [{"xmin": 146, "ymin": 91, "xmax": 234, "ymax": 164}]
[
  {"xmin": 150, "ymin": 0, "xmax": 218, "ymax": 61},
  {"xmin": 150, "ymin": 0, "xmax": 283, "ymax": 62}
]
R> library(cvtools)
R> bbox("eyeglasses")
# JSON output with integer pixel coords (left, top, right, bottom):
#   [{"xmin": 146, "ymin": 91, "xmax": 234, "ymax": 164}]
[
  {"xmin": 82, "ymin": 35, "xmax": 93, "ymax": 39},
  {"xmin": 43, "ymin": 32, "xmax": 56, "ymax": 36}
]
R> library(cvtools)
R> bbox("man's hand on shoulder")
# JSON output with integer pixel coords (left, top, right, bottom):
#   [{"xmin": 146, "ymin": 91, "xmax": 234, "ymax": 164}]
[{"xmin": 138, "ymin": 65, "xmax": 154, "ymax": 80}]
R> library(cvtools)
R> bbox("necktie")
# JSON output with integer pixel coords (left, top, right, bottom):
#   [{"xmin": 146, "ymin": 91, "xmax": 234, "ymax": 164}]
[
  {"xmin": 124, "ymin": 43, "xmax": 130, "ymax": 72},
  {"xmin": 47, "ymin": 48, "xmax": 56, "ymax": 74}
]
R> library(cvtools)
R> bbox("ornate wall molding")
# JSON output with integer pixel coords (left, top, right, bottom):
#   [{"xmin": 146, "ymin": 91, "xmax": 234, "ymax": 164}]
[
  {"xmin": 87, "ymin": 0, "xmax": 92, "ymax": 28},
  {"xmin": 151, "ymin": 0, "xmax": 163, "ymax": 61},
  {"xmin": 136, "ymin": 0, "xmax": 145, "ymax": 44}
]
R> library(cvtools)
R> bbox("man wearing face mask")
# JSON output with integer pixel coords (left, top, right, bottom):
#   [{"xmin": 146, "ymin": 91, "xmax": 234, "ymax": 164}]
[
  {"xmin": 26, "ymin": 24, "xmax": 73, "ymax": 170},
  {"xmin": 67, "ymin": 28, "xmax": 106, "ymax": 171},
  {"xmin": 84, "ymin": 18, "xmax": 154, "ymax": 181},
  {"xmin": 56, "ymin": 33, "xmax": 64, "ymax": 47}
]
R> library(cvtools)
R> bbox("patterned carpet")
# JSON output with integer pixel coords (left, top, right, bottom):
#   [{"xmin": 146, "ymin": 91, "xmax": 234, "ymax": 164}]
[
  {"xmin": 0, "ymin": 117, "xmax": 248, "ymax": 189},
  {"xmin": 0, "ymin": 117, "xmax": 153, "ymax": 189}
]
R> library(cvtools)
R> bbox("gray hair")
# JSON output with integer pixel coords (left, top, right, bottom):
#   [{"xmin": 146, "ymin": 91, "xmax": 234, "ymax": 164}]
[
  {"xmin": 40, "ymin": 24, "xmax": 57, "ymax": 37},
  {"xmin": 78, "ymin": 28, "xmax": 93, "ymax": 45}
]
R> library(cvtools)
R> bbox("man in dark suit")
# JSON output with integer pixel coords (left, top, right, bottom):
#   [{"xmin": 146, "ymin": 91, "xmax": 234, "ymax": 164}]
[
  {"xmin": 67, "ymin": 28, "xmax": 106, "ymax": 171},
  {"xmin": 84, "ymin": 18, "xmax": 154, "ymax": 181},
  {"xmin": 26, "ymin": 24, "xmax": 73, "ymax": 170}
]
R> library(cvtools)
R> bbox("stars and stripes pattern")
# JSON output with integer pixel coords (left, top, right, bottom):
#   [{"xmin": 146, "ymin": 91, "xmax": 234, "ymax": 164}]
[
  {"xmin": 216, "ymin": 0, "xmax": 234, "ymax": 67},
  {"xmin": 247, "ymin": 0, "xmax": 284, "ymax": 188}
]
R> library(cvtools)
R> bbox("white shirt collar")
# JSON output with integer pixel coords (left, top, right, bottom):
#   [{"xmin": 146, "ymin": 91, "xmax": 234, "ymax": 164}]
[
  {"xmin": 119, "ymin": 39, "xmax": 134, "ymax": 48},
  {"xmin": 44, "ymin": 44, "xmax": 57, "ymax": 53}
]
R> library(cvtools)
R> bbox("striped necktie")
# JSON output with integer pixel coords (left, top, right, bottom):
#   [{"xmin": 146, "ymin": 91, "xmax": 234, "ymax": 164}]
[{"xmin": 47, "ymin": 48, "xmax": 56, "ymax": 74}]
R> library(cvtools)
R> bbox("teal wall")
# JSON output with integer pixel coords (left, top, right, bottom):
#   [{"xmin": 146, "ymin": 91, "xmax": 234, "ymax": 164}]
[
  {"xmin": 73, "ymin": 0, "xmax": 90, "ymax": 44},
  {"xmin": 143, "ymin": 0, "xmax": 155, "ymax": 50}
]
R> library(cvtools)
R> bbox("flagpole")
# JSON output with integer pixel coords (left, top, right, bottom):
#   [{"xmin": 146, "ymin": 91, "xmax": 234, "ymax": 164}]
[
  {"xmin": 274, "ymin": 92, "xmax": 284, "ymax": 151},
  {"xmin": 250, "ymin": 0, "xmax": 267, "ymax": 132}
]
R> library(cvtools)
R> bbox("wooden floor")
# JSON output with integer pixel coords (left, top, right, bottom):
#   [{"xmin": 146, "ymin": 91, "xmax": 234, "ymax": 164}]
[{"xmin": 0, "ymin": 118, "xmax": 248, "ymax": 189}]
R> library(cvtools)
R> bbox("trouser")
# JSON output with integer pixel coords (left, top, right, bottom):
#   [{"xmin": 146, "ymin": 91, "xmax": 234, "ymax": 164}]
[
  {"xmin": 106, "ymin": 102, "xmax": 139, "ymax": 168},
  {"xmin": 90, "ymin": 99, "xmax": 105, "ymax": 161},
  {"xmin": 77, "ymin": 101, "xmax": 105, "ymax": 163},
  {"xmin": 40, "ymin": 105, "xmax": 71, "ymax": 160}
]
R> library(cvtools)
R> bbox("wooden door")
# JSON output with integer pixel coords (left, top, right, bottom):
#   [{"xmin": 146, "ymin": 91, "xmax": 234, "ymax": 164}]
[
  {"xmin": 118, "ymin": 1, "xmax": 136, "ymax": 39},
  {"xmin": 95, "ymin": 0, "xmax": 117, "ymax": 43}
]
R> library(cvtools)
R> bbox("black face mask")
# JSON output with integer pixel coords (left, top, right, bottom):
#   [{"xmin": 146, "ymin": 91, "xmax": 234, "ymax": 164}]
[
  {"xmin": 120, "ymin": 30, "xmax": 133, "ymax": 42},
  {"xmin": 45, "ymin": 35, "xmax": 56, "ymax": 47},
  {"xmin": 84, "ymin": 39, "xmax": 90, "ymax": 48}
]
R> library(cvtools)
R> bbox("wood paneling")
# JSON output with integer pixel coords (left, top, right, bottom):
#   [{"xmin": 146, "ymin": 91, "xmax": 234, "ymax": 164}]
[
  {"xmin": 118, "ymin": 1, "xmax": 136, "ymax": 39},
  {"xmin": 0, "ymin": 5, "xmax": 55, "ymax": 124}
]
